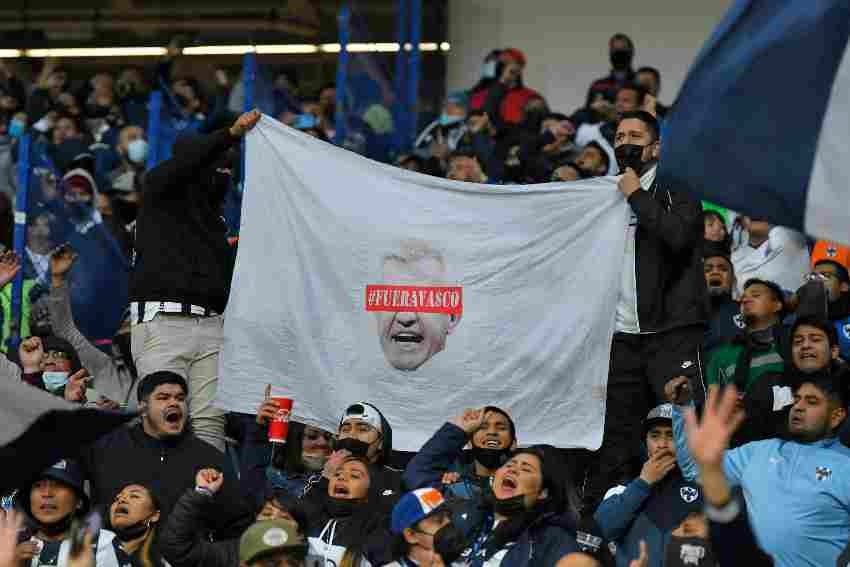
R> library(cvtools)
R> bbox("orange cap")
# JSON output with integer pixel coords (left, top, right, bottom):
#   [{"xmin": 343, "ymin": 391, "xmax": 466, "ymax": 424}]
[{"xmin": 811, "ymin": 240, "xmax": 850, "ymax": 270}]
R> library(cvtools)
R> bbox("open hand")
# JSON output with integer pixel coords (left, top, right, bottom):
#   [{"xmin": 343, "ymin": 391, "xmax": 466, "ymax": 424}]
[
  {"xmin": 0, "ymin": 251, "xmax": 20, "ymax": 289},
  {"xmin": 685, "ymin": 385, "xmax": 746, "ymax": 469},
  {"xmin": 450, "ymin": 408, "xmax": 486, "ymax": 435}
]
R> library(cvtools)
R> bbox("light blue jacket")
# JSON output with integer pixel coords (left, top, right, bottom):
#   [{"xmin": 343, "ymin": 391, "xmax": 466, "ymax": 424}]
[{"xmin": 673, "ymin": 405, "xmax": 850, "ymax": 567}]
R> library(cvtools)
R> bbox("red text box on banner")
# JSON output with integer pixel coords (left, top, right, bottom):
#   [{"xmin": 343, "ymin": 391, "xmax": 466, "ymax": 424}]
[{"xmin": 365, "ymin": 285, "xmax": 463, "ymax": 316}]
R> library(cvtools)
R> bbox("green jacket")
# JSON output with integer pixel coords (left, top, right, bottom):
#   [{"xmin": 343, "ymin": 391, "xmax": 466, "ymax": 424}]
[{"xmin": 706, "ymin": 339, "xmax": 784, "ymax": 392}]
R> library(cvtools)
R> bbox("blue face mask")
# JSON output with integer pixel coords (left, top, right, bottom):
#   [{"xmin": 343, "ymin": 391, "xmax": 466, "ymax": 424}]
[
  {"xmin": 481, "ymin": 61, "xmax": 497, "ymax": 80},
  {"xmin": 8, "ymin": 119, "xmax": 25, "ymax": 139},
  {"xmin": 439, "ymin": 113, "xmax": 464, "ymax": 127},
  {"xmin": 42, "ymin": 371, "xmax": 69, "ymax": 391},
  {"xmin": 127, "ymin": 139, "xmax": 149, "ymax": 165}
]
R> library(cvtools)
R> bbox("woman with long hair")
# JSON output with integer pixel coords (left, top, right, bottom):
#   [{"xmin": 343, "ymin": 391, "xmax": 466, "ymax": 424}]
[
  {"xmin": 298, "ymin": 456, "xmax": 391, "ymax": 567},
  {"xmin": 108, "ymin": 482, "xmax": 164, "ymax": 567}
]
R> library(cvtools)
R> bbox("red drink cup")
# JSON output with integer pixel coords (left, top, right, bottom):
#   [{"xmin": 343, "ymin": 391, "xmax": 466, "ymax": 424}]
[{"xmin": 268, "ymin": 397, "xmax": 293, "ymax": 443}]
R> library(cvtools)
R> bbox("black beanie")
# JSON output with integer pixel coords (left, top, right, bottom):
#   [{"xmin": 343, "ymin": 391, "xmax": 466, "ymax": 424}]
[
  {"xmin": 137, "ymin": 371, "xmax": 188, "ymax": 402},
  {"xmin": 39, "ymin": 335, "xmax": 83, "ymax": 374}
]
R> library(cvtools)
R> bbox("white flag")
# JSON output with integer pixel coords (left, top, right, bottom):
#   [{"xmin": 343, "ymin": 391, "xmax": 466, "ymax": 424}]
[{"xmin": 219, "ymin": 116, "xmax": 630, "ymax": 451}]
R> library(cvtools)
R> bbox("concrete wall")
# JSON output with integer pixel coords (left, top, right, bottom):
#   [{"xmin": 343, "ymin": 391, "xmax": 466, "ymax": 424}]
[{"xmin": 446, "ymin": 0, "xmax": 731, "ymax": 114}]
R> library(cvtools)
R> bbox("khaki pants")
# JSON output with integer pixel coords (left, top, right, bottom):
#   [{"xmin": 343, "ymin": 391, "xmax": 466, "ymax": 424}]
[{"xmin": 131, "ymin": 313, "xmax": 226, "ymax": 451}]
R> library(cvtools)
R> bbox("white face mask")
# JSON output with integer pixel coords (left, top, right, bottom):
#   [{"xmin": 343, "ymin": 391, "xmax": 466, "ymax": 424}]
[{"xmin": 42, "ymin": 371, "xmax": 69, "ymax": 391}]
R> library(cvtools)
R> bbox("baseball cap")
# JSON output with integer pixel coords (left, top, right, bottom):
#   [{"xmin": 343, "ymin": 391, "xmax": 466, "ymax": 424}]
[
  {"xmin": 644, "ymin": 404, "xmax": 673, "ymax": 433},
  {"xmin": 391, "ymin": 488, "xmax": 447, "ymax": 535},
  {"xmin": 239, "ymin": 520, "xmax": 306, "ymax": 564},
  {"xmin": 811, "ymin": 241, "xmax": 850, "ymax": 271},
  {"xmin": 340, "ymin": 402, "xmax": 383, "ymax": 434}
]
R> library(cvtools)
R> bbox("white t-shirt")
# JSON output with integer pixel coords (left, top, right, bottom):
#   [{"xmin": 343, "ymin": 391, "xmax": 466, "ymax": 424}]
[
  {"xmin": 615, "ymin": 166, "xmax": 657, "ymax": 334},
  {"xmin": 732, "ymin": 227, "xmax": 810, "ymax": 295}
]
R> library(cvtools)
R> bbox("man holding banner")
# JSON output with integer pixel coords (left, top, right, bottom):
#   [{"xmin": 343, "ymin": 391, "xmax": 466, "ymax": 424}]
[
  {"xmin": 129, "ymin": 109, "xmax": 260, "ymax": 451},
  {"xmin": 583, "ymin": 110, "xmax": 707, "ymax": 511}
]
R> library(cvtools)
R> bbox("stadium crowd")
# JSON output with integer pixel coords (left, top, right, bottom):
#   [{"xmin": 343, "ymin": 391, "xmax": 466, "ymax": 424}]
[{"xmin": 0, "ymin": 30, "xmax": 850, "ymax": 567}]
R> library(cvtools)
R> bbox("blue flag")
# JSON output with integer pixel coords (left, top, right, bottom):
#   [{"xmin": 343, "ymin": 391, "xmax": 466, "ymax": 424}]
[{"xmin": 660, "ymin": 0, "xmax": 850, "ymax": 243}]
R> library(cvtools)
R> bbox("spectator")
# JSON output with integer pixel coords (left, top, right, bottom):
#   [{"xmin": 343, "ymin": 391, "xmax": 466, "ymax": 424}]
[
  {"xmin": 574, "ymin": 106, "xmax": 618, "ymax": 178},
  {"xmin": 614, "ymin": 84, "xmax": 647, "ymax": 116},
  {"xmin": 315, "ymin": 402, "xmax": 402, "ymax": 512},
  {"xmin": 583, "ymin": 110, "xmax": 706, "ymax": 512},
  {"xmin": 516, "ymin": 113, "xmax": 579, "ymax": 183},
  {"xmin": 79, "ymin": 371, "xmax": 253, "ymax": 540},
  {"xmin": 115, "ymin": 67, "xmax": 149, "ymax": 128},
  {"xmin": 446, "ymin": 150, "xmax": 487, "ymax": 183},
  {"xmin": 731, "ymin": 218, "xmax": 810, "ymax": 295},
  {"xmin": 239, "ymin": 520, "xmax": 308, "ymax": 567},
  {"xmin": 129, "ymin": 109, "xmax": 260, "ymax": 451},
  {"xmin": 802, "ymin": 242, "xmax": 850, "ymax": 361},
  {"xmin": 574, "ymin": 141, "xmax": 611, "ymax": 178},
  {"xmin": 15, "ymin": 460, "xmax": 123, "ymax": 567},
  {"xmin": 469, "ymin": 48, "xmax": 545, "ymax": 130},
  {"xmin": 47, "ymin": 245, "xmax": 135, "ymax": 406},
  {"xmin": 27, "ymin": 60, "xmax": 69, "ymax": 124},
  {"xmin": 674, "ymin": 379, "xmax": 850, "ymax": 567},
  {"xmin": 387, "ymin": 488, "xmax": 466, "ymax": 567},
  {"xmin": 584, "ymin": 34, "xmax": 636, "ymax": 122},
  {"xmin": 160, "ymin": 468, "xmax": 304, "ymax": 567},
  {"xmin": 702, "ymin": 210, "xmax": 729, "ymax": 245},
  {"xmin": 413, "ymin": 92, "xmax": 469, "ymax": 171},
  {"xmin": 108, "ymin": 482, "xmax": 164, "ymax": 567},
  {"xmin": 710, "ymin": 316, "xmax": 848, "ymax": 447},
  {"xmin": 404, "ymin": 407, "xmax": 517, "ymax": 503},
  {"xmin": 452, "ymin": 446, "xmax": 579, "ymax": 565},
  {"xmin": 468, "ymin": 49, "xmax": 503, "ymax": 103},
  {"xmin": 456, "ymin": 110, "xmax": 498, "ymax": 179},
  {"xmin": 705, "ymin": 279, "xmax": 785, "ymax": 392},
  {"xmin": 634, "ymin": 67, "xmax": 669, "ymax": 119},
  {"xmin": 551, "ymin": 163, "xmax": 582, "ymax": 182},
  {"xmin": 595, "ymin": 404, "xmax": 705, "ymax": 567},
  {"xmin": 108, "ymin": 126, "xmax": 146, "ymax": 191},
  {"xmin": 298, "ymin": 456, "xmax": 392, "ymax": 567},
  {"xmin": 703, "ymin": 241, "xmax": 741, "ymax": 353},
  {"xmin": 254, "ymin": 395, "xmax": 333, "ymax": 498},
  {"xmin": 395, "ymin": 154, "xmax": 425, "ymax": 173}
]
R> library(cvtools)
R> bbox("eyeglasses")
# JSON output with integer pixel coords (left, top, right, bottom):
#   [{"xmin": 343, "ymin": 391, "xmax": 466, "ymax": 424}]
[{"xmin": 44, "ymin": 351, "xmax": 70, "ymax": 362}]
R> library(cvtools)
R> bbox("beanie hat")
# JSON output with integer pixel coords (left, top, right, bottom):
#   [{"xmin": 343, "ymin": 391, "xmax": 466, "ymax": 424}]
[
  {"xmin": 500, "ymin": 48, "xmax": 527, "ymax": 66},
  {"xmin": 137, "ymin": 371, "xmax": 188, "ymax": 402}
]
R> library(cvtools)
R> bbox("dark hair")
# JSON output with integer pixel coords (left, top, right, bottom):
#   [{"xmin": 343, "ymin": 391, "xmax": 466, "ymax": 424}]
[
  {"xmin": 483, "ymin": 406, "xmax": 517, "ymax": 443},
  {"xmin": 54, "ymin": 112, "xmax": 82, "ymax": 134},
  {"xmin": 618, "ymin": 83, "xmax": 647, "ymax": 105},
  {"xmin": 137, "ymin": 371, "xmax": 188, "ymax": 403},
  {"xmin": 636, "ymin": 66, "xmax": 661, "ymax": 87},
  {"xmin": 275, "ymin": 422, "xmax": 332, "ymax": 476},
  {"xmin": 583, "ymin": 141, "xmax": 611, "ymax": 173},
  {"xmin": 791, "ymin": 316, "xmax": 839, "ymax": 348},
  {"xmin": 448, "ymin": 149, "xmax": 479, "ymax": 162},
  {"xmin": 814, "ymin": 259, "xmax": 850, "ymax": 285},
  {"xmin": 617, "ymin": 110, "xmax": 659, "ymax": 142},
  {"xmin": 543, "ymin": 112, "xmax": 570, "ymax": 123},
  {"xmin": 397, "ymin": 154, "xmax": 424, "ymax": 170},
  {"xmin": 610, "ymin": 33, "xmax": 634, "ymax": 51},
  {"xmin": 742, "ymin": 278, "xmax": 785, "ymax": 307}
]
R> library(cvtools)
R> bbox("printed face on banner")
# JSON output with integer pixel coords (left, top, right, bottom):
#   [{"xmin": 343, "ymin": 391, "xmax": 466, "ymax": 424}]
[{"xmin": 367, "ymin": 240, "xmax": 463, "ymax": 371}]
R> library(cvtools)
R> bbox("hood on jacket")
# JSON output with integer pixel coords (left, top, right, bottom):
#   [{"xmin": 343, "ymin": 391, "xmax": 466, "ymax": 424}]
[{"xmin": 339, "ymin": 402, "xmax": 393, "ymax": 467}]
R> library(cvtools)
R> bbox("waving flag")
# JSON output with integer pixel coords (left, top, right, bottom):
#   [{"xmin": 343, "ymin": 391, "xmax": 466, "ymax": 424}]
[
  {"xmin": 0, "ymin": 380, "xmax": 133, "ymax": 493},
  {"xmin": 661, "ymin": 0, "xmax": 850, "ymax": 243},
  {"xmin": 219, "ymin": 117, "xmax": 631, "ymax": 451}
]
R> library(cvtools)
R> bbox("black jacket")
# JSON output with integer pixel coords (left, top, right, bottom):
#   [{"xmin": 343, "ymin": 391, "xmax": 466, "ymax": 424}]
[
  {"xmin": 629, "ymin": 175, "xmax": 707, "ymax": 333},
  {"xmin": 129, "ymin": 129, "xmax": 237, "ymax": 313},
  {"xmin": 705, "ymin": 294, "xmax": 742, "ymax": 354},
  {"xmin": 79, "ymin": 424, "xmax": 252, "ymax": 540},
  {"xmin": 159, "ymin": 489, "xmax": 239, "ymax": 567}
]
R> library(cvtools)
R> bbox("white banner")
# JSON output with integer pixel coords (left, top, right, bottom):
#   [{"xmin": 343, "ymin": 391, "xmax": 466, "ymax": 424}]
[{"xmin": 219, "ymin": 116, "xmax": 630, "ymax": 451}]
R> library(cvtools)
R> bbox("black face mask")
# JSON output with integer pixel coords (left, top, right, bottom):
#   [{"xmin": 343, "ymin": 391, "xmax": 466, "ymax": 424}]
[
  {"xmin": 174, "ymin": 94, "xmax": 190, "ymax": 109},
  {"xmin": 610, "ymin": 49, "xmax": 634, "ymax": 71},
  {"xmin": 615, "ymin": 143, "xmax": 648, "ymax": 175},
  {"xmin": 112, "ymin": 520, "xmax": 150, "ymax": 542},
  {"xmin": 664, "ymin": 536, "xmax": 716, "ymax": 567},
  {"xmin": 470, "ymin": 447, "xmax": 511, "ymax": 472},
  {"xmin": 489, "ymin": 493, "xmax": 527, "ymax": 517},
  {"xmin": 335, "ymin": 437, "xmax": 371, "ymax": 458},
  {"xmin": 433, "ymin": 524, "xmax": 467, "ymax": 564},
  {"xmin": 324, "ymin": 495, "xmax": 360, "ymax": 518}
]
